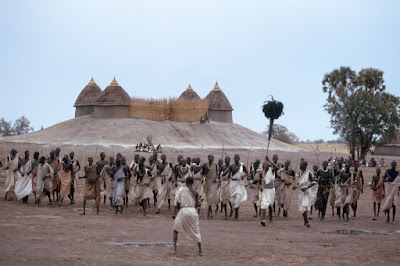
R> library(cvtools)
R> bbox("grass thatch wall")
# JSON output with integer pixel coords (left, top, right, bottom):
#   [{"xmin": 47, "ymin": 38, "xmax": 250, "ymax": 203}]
[
  {"xmin": 129, "ymin": 97, "xmax": 209, "ymax": 122},
  {"xmin": 129, "ymin": 98, "xmax": 169, "ymax": 121},
  {"xmin": 169, "ymin": 98, "xmax": 209, "ymax": 122}
]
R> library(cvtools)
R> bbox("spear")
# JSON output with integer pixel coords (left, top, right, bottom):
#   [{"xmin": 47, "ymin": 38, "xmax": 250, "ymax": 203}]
[
  {"xmin": 259, "ymin": 96, "xmax": 284, "ymax": 218},
  {"xmin": 3, "ymin": 140, "xmax": 8, "ymax": 168}
]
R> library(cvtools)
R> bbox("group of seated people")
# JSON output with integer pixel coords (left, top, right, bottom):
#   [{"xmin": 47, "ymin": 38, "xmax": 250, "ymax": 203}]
[{"xmin": 135, "ymin": 143, "xmax": 162, "ymax": 153}]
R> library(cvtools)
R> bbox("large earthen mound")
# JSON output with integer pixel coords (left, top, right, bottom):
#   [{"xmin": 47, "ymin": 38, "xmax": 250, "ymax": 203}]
[{"xmin": 2, "ymin": 116, "xmax": 302, "ymax": 151}]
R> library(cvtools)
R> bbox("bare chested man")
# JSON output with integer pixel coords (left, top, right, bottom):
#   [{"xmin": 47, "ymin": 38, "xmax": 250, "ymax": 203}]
[
  {"xmin": 15, "ymin": 150, "xmax": 31, "ymax": 203},
  {"xmin": 111, "ymin": 156, "xmax": 127, "ymax": 215},
  {"xmin": 271, "ymin": 154, "xmax": 283, "ymax": 216},
  {"xmin": 295, "ymin": 161, "xmax": 317, "ymax": 228},
  {"xmin": 276, "ymin": 160, "xmax": 295, "ymax": 218},
  {"xmin": 220, "ymin": 156, "xmax": 232, "ymax": 219},
  {"xmin": 339, "ymin": 163, "xmax": 352, "ymax": 224},
  {"xmin": 351, "ymin": 161, "xmax": 364, "ymax": 219},
  {"xmin": 58, "ymin": 155, "xmax": 73, "ymax": 205},
  {"xmin": 155, "ymin": 154, "xmax": 173, "ymax": 213},
  {"xmin": 191, "ymin": 157, "xmax": 204, "ymax": 213},
  {"xmin": 217, "ymin": 158, "xmax": 224, "ymax": 213},
  {"xmin": 229, "ymin": 154, "xmax": 248, "ymax": 221},
  {"xmin": 202, "ymin": 154, "xmax": 219, "ymax": 219},
  {"xmin": 80, "ymin": 157, "xmax": 101, "ymax": 215},
  {"xmin": 69, "ymin": 152, "xmax": 80, "ymax": 204},
  {"xmin": 249, "ymin": 159, "xmax": 262, "ymax": 217},
  {"xmin": 34, "ymin": 156, "xmax": 54, "ymax": 207},
  {"xmin": 133, "ymin": 158, "xmax": 154, "ymax": 217},
  {"xmin": 370, "ymin": 167, "xmax": 384, "ymax": 220},
  {"xmin": 122, "ymin": 157, "xmax": 131, "ymax": 210},
  {"xmin": 48, "ymin": 150, "xmax": 60, "ymax": 202},
  {"xmin": 383, "ymin": 161, "xmax": 399, "ymax": 223},
  {"xmin": 314, "ymin": 161, "xmax": 332, "ymax": 221}
]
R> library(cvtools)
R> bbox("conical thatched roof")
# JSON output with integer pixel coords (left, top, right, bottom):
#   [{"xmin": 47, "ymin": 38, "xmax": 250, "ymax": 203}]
[
  {"xmin": 95, "ymin": 78, "xmax": 131, "ymax": 106},
  {"xmin": 205, "ymin": 82, "xmax": 233, "ymax": 111},
  {"xmin": 178, "ymin": 85, "xmax": 201, "ymax": 100},
  {"xmin": 74, "ymin": 78, "xmax": 102, "ymax": 107}
]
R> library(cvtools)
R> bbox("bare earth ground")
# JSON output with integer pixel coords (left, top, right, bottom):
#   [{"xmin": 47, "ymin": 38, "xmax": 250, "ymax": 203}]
[{"xmin": 0, "ymin": 142, "xmax": 399, "ymax": 265}]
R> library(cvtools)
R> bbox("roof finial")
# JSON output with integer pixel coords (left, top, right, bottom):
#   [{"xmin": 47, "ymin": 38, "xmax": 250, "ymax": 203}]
[
  {"xmin": 187, "ymin": 84, "xmax": 193, "ymax": 91},
  {"xmin": 110, "ymin": 76, "xmax": 119, "ymax": 86},
  {"xmin": 88, "ymin": 76, "xmax": 96, "ymax": 85},
  {"xmin": 213, "ymin": 81, "xmax": 220, "ymax": 90}
]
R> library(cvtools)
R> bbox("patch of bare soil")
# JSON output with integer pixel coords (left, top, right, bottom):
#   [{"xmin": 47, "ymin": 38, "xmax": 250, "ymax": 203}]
[{"xmin": 0, "ymin": 143, "xmax": 399, "ymax": 265}]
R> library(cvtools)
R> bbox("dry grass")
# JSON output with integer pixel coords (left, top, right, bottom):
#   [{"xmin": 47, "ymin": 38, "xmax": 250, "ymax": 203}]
[
  {"xmin": 129, "ymin": 98, "xmax": 169, "ymax": 121},
  {"xmin": 294, "ymin": 142, "xmax": 349, "ymax": 155},
  {"xmin": 169, "ymin": 97, "xmax": 209, "ymax": 122}
]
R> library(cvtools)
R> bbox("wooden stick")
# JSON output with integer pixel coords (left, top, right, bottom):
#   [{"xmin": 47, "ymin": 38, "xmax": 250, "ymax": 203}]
[
  {"xmin": 309, "ymin": 144, "xmax": 320, "ymax": 166},
  {"xmin": 292, "ymin": 182, "xmax": 309, "ymax": 195},
  {"xmin": 3, "ymin": 140, "xmax": 8, "ymax": 167}
]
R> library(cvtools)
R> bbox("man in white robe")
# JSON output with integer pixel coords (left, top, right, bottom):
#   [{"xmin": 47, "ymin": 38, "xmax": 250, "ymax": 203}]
[
  {"xmin": 258, "ymin": 158, "xmax": 275, "ymax": 226},
  {"xmin": 15, "ymin": 150, "xmax": 32, "ymax": 203},
  {"xmin": 229, "ymin": 154, "xmax": 248, "ymax": 221},
  {"xmin": 5, "ymin": 149, "xmax": 20, "ymax": 201},
  {"xmin": 34, "ymin": 156, "xmax": 54, "ymax": 206},
  {"xmin": 172, "ymin": 176, "xmax": 202, "ymax": 256},
  {"xmin": 296, "ymin": 161, "xmax": 317, "ymax": 228}
]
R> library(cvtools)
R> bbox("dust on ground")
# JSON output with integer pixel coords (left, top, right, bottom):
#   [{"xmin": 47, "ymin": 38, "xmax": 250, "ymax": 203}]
[{"xmin": 0, "ymin": 142, "xmax": 399, "ymax": 265}]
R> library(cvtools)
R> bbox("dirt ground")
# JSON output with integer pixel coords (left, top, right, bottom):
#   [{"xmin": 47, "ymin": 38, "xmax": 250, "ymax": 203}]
[{"xmin": 0, "ymin": 142, "xmax": 399, "ymax": 265}]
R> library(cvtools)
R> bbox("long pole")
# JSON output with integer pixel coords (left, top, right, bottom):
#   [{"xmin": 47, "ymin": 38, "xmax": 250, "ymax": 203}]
[{"xmin": 3, "ymin": 140, "xmax": 8, "ymax": 168}]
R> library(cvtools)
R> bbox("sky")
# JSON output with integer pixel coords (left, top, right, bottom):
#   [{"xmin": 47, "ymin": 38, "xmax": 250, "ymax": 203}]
[{"xmin": 1, "ymin": 0, "xmax": 399, "ymax": 141}]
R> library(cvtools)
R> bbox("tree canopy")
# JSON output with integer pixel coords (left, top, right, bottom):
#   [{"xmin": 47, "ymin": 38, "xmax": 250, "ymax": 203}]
[
  {"xmin": 322, "ymin": 67, "xmax": 400, "ymax": 159},
  {"xmin": 0, "ymin": 116, "xmax": 34, "ymax": 136},
  {"xmin": 262, "ymin": 124, "xmax": 298, "ymax": 144}
]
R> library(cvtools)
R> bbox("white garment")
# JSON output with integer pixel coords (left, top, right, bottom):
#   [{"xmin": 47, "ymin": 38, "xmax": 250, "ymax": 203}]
[
  {"xmin": 15, "ymin": 160, "xmax": 32, "ymax": 200},
  {"xmin": 257, "ymin": 168, "xmax": 275, "ymax": 209},
  {"xmin": 298, "ymin": 169, "xmax": 317, "ymax": 213},
  {"xmin": 174, "ymin": 187, "xmax": 201, "ymax": 243},
  {"xmin": 229, "ymin": 163, "xmax": 247, "ymax": 209}
]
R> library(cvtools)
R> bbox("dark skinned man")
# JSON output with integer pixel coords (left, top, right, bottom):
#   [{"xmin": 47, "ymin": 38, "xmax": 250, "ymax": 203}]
[
  {"xmin": 80, "ymin": 157, "xmax": 100, "ymax": 215},
  {"xmin": 202, "ymin": 154, "xmax": 219, "ymax": 220},
  {"xmin": 382, "ymin": 161, "xmax": 399, "ymax": 223},
  {"xmin": 229, "ymin": 154, "xmax": 248, "ymax": 221},
  {"xmin": 172, "ymin": 176, "xmax": 202, "ymax": 256},
  {"xmin": 314, "ymin": 161, "xmax": 332, "ymax": 221},
  {"xmin": 155, "ymin": 154, "xmax": 173, "ymax": 214}
]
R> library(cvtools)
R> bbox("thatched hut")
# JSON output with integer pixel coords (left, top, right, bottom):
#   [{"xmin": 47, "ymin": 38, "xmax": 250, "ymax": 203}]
[
  {"xmin": 204, "ymin": 82, "xmax": 233, "ymax": 123},
  {"xmin": 92, "ymin": 78, "xmax": 131, "ymax": 118},
  {"xmin": 375, "ymin": 130, "xmax": 400, "ymax": 156},
  {"xmin": 74, "ymin": 78, "xmax": 102, "ymax": 117},
  {"xmin": 178, "ymin": 85, "xmax": 201, "ymax": 100}
]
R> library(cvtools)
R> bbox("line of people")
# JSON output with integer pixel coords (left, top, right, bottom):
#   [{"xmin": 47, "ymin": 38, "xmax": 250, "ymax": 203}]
[{"xmin": 2, "ymin": 148, "xmax": 399, "ymax": 226}]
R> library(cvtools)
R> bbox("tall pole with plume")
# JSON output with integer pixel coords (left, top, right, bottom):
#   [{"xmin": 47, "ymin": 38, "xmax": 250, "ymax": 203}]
[{"xmin": 259, "ymin": 96, "xmax": 284, "ymax": 217}]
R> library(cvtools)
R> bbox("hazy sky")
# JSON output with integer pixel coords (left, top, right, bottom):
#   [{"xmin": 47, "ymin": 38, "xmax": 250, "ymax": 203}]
[{"xmin": 1, "ymin": 0, "xmax": 399, "ymax": 141}]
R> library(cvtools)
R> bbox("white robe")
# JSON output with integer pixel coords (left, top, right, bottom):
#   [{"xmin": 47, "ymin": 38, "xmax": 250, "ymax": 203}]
[
  {"xmin": 35, "ymin": 163, "xmax": 54, "ymax": 200},
  {"xmin": 156, "ymin": 163, "xmax": 173, "ymax": 209},
  {"xmin": 174, "ymin": 186, "xmax": 201, "ymax": 243},
  {"xmin": 298, "ymin": 169, "xmax": 317, "ymax": 213},
  {"xmin": 15, "ymin": 160, "xmax": 32, "ymax": 200},
  {"xmin": 258, "ymin": 168, "xmax": 275, "ymax": 209},
  {"xmin": 5, "ymin": 154, "xmax": 19, "ymax": 199},
  {"xmin": 229, "ymin": 163, "xmax": 247, "ymax": 209}
]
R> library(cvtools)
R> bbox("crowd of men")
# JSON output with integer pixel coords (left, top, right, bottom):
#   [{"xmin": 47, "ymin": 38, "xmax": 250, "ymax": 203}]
[{"xmin": 2, "ymin": 148, "xmax": 400, "ymax": 227}]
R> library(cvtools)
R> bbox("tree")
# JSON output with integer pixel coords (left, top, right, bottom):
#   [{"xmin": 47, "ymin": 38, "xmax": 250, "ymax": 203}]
[
  {"xmin": 13, "ymin": 116, "xmax": 34, "ymax": 135},
  {"xmin": 322, "ymin": 67, "xmax": 400, "ymax": 160},
  {"xmin": 0, "ymin": 116, "xmax": 34, "ymax": 136},
  {"xmin": 0, "ymin": 118, "xmax": 13, "ymax": 136},
  {"xmin": 262, "ymin": 124, "xmax": 299, "ymax": 144}
]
